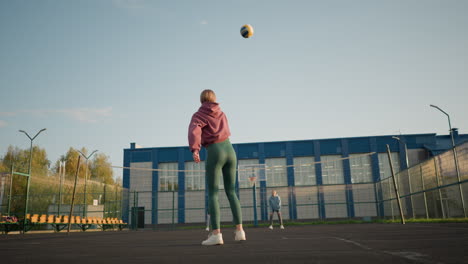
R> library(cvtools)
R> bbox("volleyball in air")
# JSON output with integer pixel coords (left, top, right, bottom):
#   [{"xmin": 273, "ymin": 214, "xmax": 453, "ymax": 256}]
[{"xmin": 240, "ymin": 24, "xmax": 254, "ymax": 38}]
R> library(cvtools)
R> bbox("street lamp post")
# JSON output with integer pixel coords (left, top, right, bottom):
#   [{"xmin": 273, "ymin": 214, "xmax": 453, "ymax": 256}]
[
  {"xmin": 19, "ymin": 128, "xmax": 46, "ymax": 232},
  {"xmin": 77, "ymin": 149, "xmax": 98, "ymax": 218},
  {"xmin": 429, "ymin": 104, "xmax": 466, "ymax": 217}
]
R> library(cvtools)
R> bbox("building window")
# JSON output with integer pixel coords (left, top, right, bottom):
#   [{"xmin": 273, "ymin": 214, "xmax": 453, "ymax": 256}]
[
  {"xmin": 321, "ymin": 155, "xmax": 344, "ymax": 185},
  {"xmin": 378, "ymin": 153, "xmax": 400, "ymax": 180},
  {"xmin": 129, "ymin": 162, "xmax": 152, "ymax": 192},
  {"xmin": 265, "ymin": 158, "xmax": 287, "ymax": 187},
  {"xmin": 185, "ymin": 161, "xmax": 205, "ymax": 191},
  {"xmin": 350, "ymin": 154, "xmax": 373, "ymax": 183},
  {"xmin": 293, "ymin": 156, "xmax": 316, "ymax": 186},
  {"xmin": 238, "ymin": 159, "xmax": 259, "ymax": 188},
  {"xmin": 158, "ymin": 163, "xmax": 178, "ymax": 191}
]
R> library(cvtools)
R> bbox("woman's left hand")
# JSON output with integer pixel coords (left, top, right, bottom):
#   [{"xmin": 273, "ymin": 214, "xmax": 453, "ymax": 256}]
[{"xmin": 193, "ymin": 152, "xmax": 200, "ymax": 163}]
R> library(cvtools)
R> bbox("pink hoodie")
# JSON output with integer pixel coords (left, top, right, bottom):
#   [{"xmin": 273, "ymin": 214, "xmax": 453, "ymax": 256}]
[{"xmin": 188, "ymin": 102, "xmax": 231, "ymax": 154}]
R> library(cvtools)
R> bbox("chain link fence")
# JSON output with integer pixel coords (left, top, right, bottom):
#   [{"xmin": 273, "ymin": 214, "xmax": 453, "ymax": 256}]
[
  {"xmin": 125, "ymin": 142, "xmax": 468, "ymax": 229},
  {"xmin": 0, "ymin": 171, "xmax": 128, "ymax": 224},
  {"xmin": 377, "ymin": 142, "xmax": 468, "ymax": 219},
  {"xmin": 2, "ymin": 142, "xmax": 467, "ymax": 231}
]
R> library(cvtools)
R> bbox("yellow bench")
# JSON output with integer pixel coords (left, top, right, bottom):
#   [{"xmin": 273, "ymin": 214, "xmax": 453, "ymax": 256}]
[{"xmin": 19, "ymin": 214, "xmax": 128, "ymax": 233}]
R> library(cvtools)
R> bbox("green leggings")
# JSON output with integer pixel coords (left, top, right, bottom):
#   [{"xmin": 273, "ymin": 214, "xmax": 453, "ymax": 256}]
[{"xmin": 206, "ymin": 139, "xmax": 242, "ymax": 229}]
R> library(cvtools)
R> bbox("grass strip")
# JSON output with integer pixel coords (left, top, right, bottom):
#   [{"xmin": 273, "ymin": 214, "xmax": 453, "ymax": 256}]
[{"xmin": 175, "ymin": 218, "xmax": 468, "ymax": 230}]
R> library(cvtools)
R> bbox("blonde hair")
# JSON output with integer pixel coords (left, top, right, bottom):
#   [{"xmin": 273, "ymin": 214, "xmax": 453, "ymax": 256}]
[{"xmin": 200, "ymin": 89, "xmax": 216, "ymax": 104}]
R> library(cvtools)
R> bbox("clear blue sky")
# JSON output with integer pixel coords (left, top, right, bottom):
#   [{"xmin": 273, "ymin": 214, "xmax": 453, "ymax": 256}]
[{"xmin": 1, "ymin": 0, "xmax": 467, "ymax": 180}]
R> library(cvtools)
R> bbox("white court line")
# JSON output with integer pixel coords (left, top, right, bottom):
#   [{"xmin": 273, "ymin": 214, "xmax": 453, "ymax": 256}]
[
  {"xmin": 280, "ymin": 236, "xmax": 444, "ymax": 264},
  {"xmin": 281, "ymin": 236, "xmax": 331, "ymax": 240},
  {"xmin": 332, "ymin": 237, "xmax": 444, "ymax": 264},
  {"xmin": 332, "ymin": 237, "xmax": 372, "ymax": 250},
  {"xmin": 384, "ymin": 251, "xmax": 444, "ymax": 264},
  {"xmin": 410, "ymin": 224, "xmax": 468, "ymax": 229}
]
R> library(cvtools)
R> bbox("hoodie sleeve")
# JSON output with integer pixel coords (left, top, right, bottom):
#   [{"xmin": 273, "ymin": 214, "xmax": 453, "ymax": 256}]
[{"xmin": 188, "ymin": 113, "xmax": 206, "ymax": 154}]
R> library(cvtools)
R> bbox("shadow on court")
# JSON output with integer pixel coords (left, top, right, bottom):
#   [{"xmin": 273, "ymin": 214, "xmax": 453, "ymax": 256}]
[{"xmin": 1, "ymin": 223, "xmax": 467, "ymax": 264}]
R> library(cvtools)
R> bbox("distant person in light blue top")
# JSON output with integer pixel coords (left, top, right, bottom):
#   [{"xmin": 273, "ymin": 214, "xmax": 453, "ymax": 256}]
[{"xmin": 268, "ymin": 190, "xmax": 284, "ymax": 230}]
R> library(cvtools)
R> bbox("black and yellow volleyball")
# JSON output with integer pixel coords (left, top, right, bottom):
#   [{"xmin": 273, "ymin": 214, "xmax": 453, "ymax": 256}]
[{"xmin": 240, "ymin": 24, "xmax": 254, "ymax": 38}]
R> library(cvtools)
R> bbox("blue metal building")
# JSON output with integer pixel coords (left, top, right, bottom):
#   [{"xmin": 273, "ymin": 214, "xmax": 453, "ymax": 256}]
[{"xmin": 123, "ymin": 131, "xmax": 467, "ymax": 225}]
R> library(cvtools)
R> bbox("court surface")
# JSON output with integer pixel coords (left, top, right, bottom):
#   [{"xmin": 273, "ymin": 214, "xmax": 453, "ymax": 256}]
[{"xmin": 1, "ymin": 223, "xmax": 467, "ymax": 264}]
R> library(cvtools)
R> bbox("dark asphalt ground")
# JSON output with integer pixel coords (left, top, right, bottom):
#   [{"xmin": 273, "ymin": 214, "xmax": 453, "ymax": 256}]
[{"xmin": 1, "ymin": 223, "xmax": 467, "ymax": 264}]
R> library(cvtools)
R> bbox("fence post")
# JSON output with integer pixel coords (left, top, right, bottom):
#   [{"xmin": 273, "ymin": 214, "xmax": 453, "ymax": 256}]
[
  {"xmin": 317, "ymin": 186, "xmax": 324, "ymax": 220},
  {"xmin": 373, "ymin": 182, "xmax": 381, "ymax": 219},
  {"xmin": 172, "ymin": 190, "xmax": 175, "ymax": 230},
  {"xmin": 7, "ymin": 164, "xmax": 14, "ymax": 216},
  {"xmin": 388, "ymin": 180, "xmax": 395, "ymax": 220},
  {"xmin": 253, "ymin": 182, "xmax": 258, "ymax": 227},
  {"xmin": 123, "ymin": 188, "xmax": 128, "ymax": 226},
  {"xmin": 132, "ymin": 191, "xmax": 138, "ymax": 230},
  {"xmin": 419, "ymin": 164, "xmax": 429, "ymax": 219},
  {"xmin": 407, "ymin": 169, "xmax": 415, "ymax": 219},
  {"xmin": 153, "ymin": 189, "xmax": 158, "ymax": 231},
  {"xmin": 114, "ymin": 186, "xmax": 118, "ymax": 218},
  {"xmin": 67, "ymin": 156, "xmax": 82, "ymax": 234},
  {"xmin": 433, "ymin": 158, "xmax": 446, "ymax": 218},
  {"xmin": 103, "ymin": 184, "xmax": 107, "ymax": 218},
  {"xmin": 137, "ymin": 191, "xmax": 140, "ymax": 230},
  {"xmin": 452, "ymin": 144, "xmax": 467, "ymax": 217},
  {"xmin": 58, "ymin": 163, "xmax": 64, "ymax": 216},
  {"xmin": 386, "ymin": 145, "xmax": 405, "ymax": 224}
]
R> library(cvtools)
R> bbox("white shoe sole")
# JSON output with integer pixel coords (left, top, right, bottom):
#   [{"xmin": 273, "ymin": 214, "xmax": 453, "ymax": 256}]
[
  {"xmin": 202, "ymin": 241, "xmax": 224, "ymax": 246},
  {"xmin": 202, "ymin": 239, "xmax": 224, "ymax": 246}
]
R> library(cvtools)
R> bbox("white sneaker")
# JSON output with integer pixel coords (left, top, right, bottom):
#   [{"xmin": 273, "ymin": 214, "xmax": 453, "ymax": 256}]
[
  {"xmin": 202, "ymin": 232, "xmax": 224, "ymax": 246},
  {"xmin": 280, "ymin": 225, "xmax": 284, "ymax": 229},
  {"xmin": 205, "ymin": 227, "xmax": 210, "ymax": 231},
  {"xmin": 234, "ymin": 230, "xmax": 246, "ymax": 241},
  {"xmin": 268, "ymin": 225, "xmax": 273, "ymax": 230}
]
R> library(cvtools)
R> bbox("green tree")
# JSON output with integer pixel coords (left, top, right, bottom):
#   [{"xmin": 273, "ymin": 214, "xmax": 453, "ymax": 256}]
[
  {"xmin": 53, "ymin": 147, "xmax": 114, "ymax": 184},
  {"xmin": 90, "ymin": 153, "xmax": 114, "ymax": 184},
  {"xmin": 59, "ymin": 147, "xmax": 89, "ymax": 181},
  {"xmin": 2, "ymin": 145, "xmax": 50, "ymax": 176},
  {"xmin": 1, "ymin": 145, "xmax": 51, "ymax": 217},
  {"xmin": 0, "ymin": 158, "xmax": 7, "ymax": 173}
]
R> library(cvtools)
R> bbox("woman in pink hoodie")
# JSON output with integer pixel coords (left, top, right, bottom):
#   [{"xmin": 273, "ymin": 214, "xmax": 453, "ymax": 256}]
[{"xmin": 188, "ymin": 89, "xmax": 245, "ymax": 246}]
